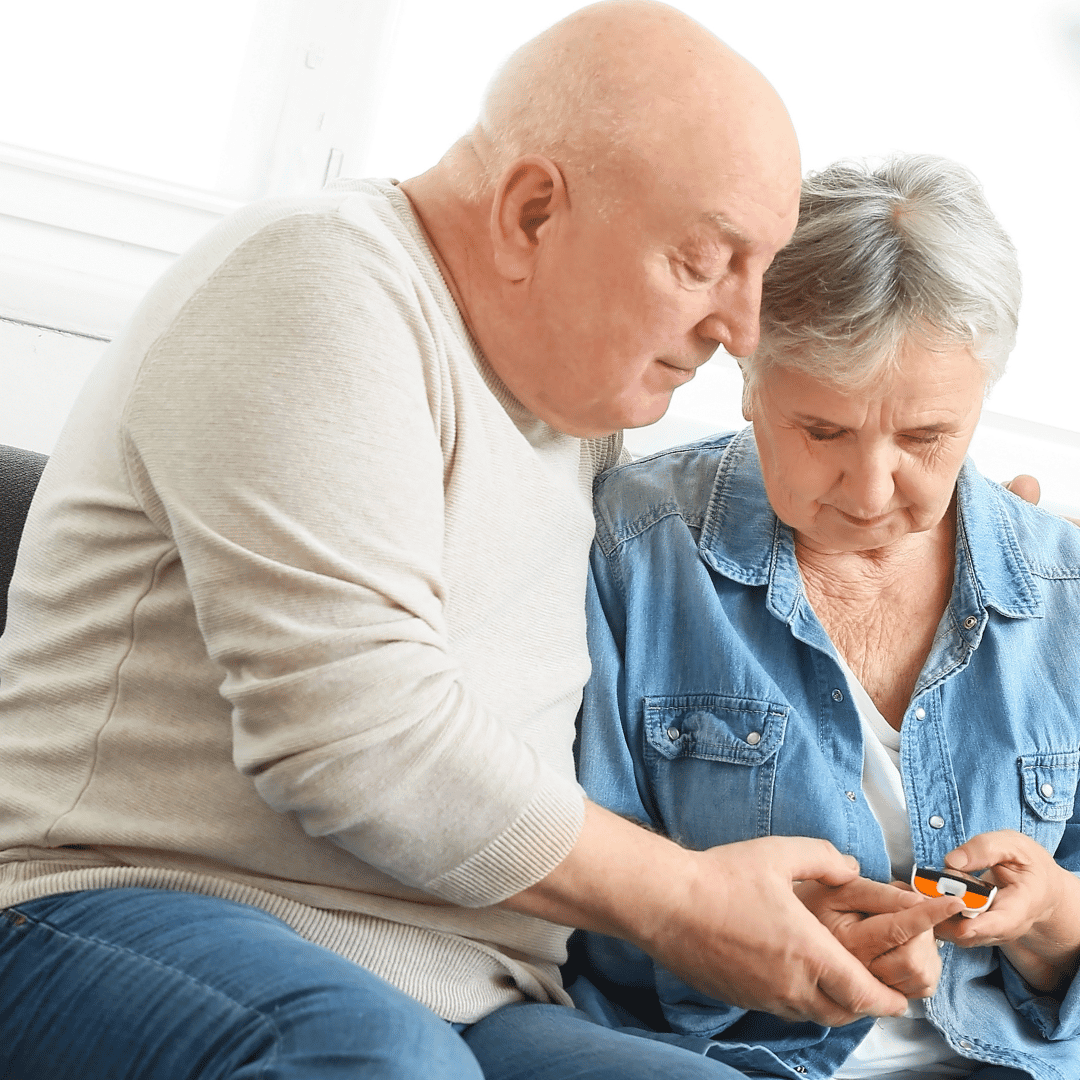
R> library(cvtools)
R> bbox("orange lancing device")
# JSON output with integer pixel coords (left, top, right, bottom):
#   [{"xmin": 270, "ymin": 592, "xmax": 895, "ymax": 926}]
[{"xmin": 911, "ymin": 865, "xmax": 997, "ymax": 917}]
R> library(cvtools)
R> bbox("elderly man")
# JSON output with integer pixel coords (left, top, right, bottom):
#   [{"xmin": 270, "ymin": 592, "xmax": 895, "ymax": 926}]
[{"xmin": 0, "ymin": 3, "xmax": 938, "ymax": 1078}]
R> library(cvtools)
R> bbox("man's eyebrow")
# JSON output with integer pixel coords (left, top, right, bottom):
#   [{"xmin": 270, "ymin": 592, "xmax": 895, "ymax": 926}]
[{"xmin": 700, "ymin": 211, "xmax": 754, "ymax": 247}]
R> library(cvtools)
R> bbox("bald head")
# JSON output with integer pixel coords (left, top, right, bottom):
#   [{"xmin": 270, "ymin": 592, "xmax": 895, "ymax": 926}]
[
  {"xmin": 469, "ymin": 0, "xmax": 798, "ymax": 208},
  {"xmin": 401, "ymin": 1, "xmax": 801, "ymax": 436}
]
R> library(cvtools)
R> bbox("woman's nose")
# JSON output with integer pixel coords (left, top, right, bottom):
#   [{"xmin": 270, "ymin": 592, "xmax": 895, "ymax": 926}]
[{"xmin": 843, "ymin": 447, "xmax": 897, "ymax": 516}]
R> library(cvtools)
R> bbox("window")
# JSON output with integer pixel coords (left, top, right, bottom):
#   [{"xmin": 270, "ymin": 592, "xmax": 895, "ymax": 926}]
[
  {"xmin": 0, "ymin": 0, "xmax": 398, "ymax": 338},
  {"xmin": 359, "ymin": 0, "xmax": 1080, "ymax": 514},
  {"xmin": 2, "ymin": 0, "xmax": 1078, "ymax": 513}
]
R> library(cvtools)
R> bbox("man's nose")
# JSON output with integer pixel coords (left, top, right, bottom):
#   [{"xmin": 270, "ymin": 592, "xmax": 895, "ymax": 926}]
[{"xmin": 698, "ymin": 272, "xmax": 761, "ymax": 359}]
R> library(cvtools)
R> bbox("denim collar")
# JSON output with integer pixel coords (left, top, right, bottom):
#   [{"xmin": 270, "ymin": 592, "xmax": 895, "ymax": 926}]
[{"xmin": 697, "ymin": 427, "xmax": 1043, "ymax": 637}]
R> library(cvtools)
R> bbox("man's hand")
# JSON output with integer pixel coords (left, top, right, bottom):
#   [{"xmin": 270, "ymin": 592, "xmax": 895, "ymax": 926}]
[
  {"xmin": 795, "ymin": 877, "xmax": 962, "ymax": 999},
  {"xmin": 503, "ymin": 801, "xmax": 914, "ymax": 1026},
  {"xmin": 1002, "ymin": 474, "xmax": 1080, "ymax": 527},
  {"xmin": 937, "ymin": 831, "xmax": 1080, "ymax": 994},
  {"xmin": 1002, "ymin": 474, "xmax": 1041, "ymax": 505},
  {"xmin": 648, "ymin": 837, "xmax": 914, "ymax": 1024}
]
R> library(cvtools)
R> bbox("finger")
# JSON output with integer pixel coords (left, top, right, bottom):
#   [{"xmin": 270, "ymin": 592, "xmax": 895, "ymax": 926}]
[
  {"xmin": 813, "ymin": 877, "xmax": 923, "ymax": 916},
  {"xmin": 935, "ymin": 869, "xmax": 1039, "ymax": 946},
  {"xmin": 770, "ymin": 836, "xmax": 861, "ymax": 888},
  {"xmin": 767, "ymin": 993, "xmax": 862, "ymax": 1027},
  {"xmin": 843, "ymin": 897, "xmax": 964, "ymax": 964},
  {"xmin": 760, "ymin": 906, "xmax": 909, "ymax": 1023},
  {"xmin": 699, "ymin": 911, "xmax": 905, "ymax": 1026},
  {"xmin": 774, "ymin": 990, "xmax": 876, "ymax": 1028},
  {"xmin": 947, "ymin": 829, "xmax": 1043, "ymax": 874},
  {"xmin": 869, "ymin": 941, "xmax": 942, "ymax": 999},
  {"xmin": 944, "ymin": 920, "xmax": 1015, "ymax": 949},
  {"xmin": 940, "ymin": 897, "xmax": 1034, "ymax": 948},
  {"xmin": 1001, "ymin": 474, "xmax": 1040, "ymax": 505},
  {"xmin": 814, "ymin": 947, "xmax": 909, "ymax": 1021}
]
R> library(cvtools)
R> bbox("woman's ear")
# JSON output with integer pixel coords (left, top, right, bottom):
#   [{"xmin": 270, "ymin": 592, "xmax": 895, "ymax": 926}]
[{"xmin": 489, "ymin": 155, "xmax": 568, "ymax": 282}]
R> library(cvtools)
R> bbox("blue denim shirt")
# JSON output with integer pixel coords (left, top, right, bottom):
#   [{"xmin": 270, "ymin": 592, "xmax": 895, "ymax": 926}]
[{"xmin": 578, "ymin": 427, "xmax": 1080, "ymax": 1080}]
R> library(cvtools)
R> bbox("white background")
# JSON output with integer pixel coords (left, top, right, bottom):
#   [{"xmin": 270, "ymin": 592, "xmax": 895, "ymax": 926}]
[{"xmin": 2, "ymin": 0, "xmax": 1078, "ymax": 511}]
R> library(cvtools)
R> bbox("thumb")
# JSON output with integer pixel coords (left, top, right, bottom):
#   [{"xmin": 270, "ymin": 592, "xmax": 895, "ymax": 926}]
[
  {"xmin": 946, "ymin": 830, "xmax": 1018, "ymax": 874},
  {"xmin": 1001, "ymin": 474, "xmax": 1040, "ymax": 505}
]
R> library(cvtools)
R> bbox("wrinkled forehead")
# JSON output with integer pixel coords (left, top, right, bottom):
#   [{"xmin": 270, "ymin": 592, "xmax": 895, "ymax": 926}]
[{"xmin": 754, "ymin": 336, "xmax": 988, "ymax": 410}]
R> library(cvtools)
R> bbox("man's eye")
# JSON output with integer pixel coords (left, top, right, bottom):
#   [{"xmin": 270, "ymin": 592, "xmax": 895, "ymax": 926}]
[
  {"xmin": 671, "ymin": 257, "xmax": 712, "ymax": 285},
  {"xmin": 807, "ymin": 429, "xmax": 844, "ymax": 442},
  {"xmin": 682, "ymin": 263, "xmax": 711, "ymax": 283},
  {"xmin": 901, "ymin": 432, "xmax": 943, "ymax": 445}
]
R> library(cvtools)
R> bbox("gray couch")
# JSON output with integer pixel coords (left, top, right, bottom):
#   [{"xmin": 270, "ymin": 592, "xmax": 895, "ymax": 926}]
[{"xmin": 0, "ymin": 443, "xmax": 48, "ymax": 637}]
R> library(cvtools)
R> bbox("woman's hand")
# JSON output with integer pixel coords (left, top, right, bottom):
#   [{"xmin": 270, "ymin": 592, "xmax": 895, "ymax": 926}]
[
  {"xmin": 938, "ymin": 830, "xmax": 1080, "ymax": 995},
  {"xmin": 795, "ymin": 877, "xmax": 963, "ymax": 999}
]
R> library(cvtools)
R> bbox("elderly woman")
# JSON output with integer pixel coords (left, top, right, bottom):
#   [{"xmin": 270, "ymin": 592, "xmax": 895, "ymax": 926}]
[{"xmin": 575, "ymin": 154, "xmax": 1080, "ymax": 1080}]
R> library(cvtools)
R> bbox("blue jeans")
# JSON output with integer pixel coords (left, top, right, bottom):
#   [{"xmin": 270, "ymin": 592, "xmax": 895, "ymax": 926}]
[
  {"xmin": 0, "ymin": 889, "xmax": 745, "ymax": 1079},
  {"xmin": 462, "ymin": 1000, "xmax": 746, "ymax": 1079}
]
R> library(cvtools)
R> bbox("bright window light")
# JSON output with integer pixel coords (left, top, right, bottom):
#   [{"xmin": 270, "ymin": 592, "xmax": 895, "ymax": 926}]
[
  {"xmin": 0, "ymin": 0, "xmax": 260, "ymax": 189},
  {"xmin": 361, "ymin": 0, "xmax": 1080, "ymax": 441}
]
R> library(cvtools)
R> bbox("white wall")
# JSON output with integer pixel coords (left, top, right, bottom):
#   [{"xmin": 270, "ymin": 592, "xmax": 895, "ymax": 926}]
[
  {"xmin": 0, "ymin": 319, "xmax": 107, "ymax": 454},
  {"xmin": 2, "ymin": 0, "xmax": 1079, "ymax": 518},
  {"xmin": 625, "ymin": 357, "xmax": 1080, "ymax": 520},
  {"xmin": 357, "ymin": 0, "xmax": 1080, "ymax": 517},
  {"xmin": 0, "ymin": 319, "xmax": 108, "ymax": 455}
]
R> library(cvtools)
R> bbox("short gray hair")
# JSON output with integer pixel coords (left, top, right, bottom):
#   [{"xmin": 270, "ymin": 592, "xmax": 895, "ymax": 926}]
[{"xmin": 743, "ymin": 154, "xmax": 1021, "ymax": 394}]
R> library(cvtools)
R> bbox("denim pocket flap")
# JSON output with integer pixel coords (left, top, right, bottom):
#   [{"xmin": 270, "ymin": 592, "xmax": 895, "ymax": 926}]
[
  {"xmin": 1019, "ymin": 751, "xmax": 1080, "ymax": 823},
  {"xmin": 643, "ymin": 694, "xmax": 787, "ymax": 764}
]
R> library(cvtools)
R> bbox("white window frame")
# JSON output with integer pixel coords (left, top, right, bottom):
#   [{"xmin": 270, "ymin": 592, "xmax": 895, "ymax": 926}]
[{"xmin": 0, "ymin": 0, "xmax": 400, "ymax": 340}]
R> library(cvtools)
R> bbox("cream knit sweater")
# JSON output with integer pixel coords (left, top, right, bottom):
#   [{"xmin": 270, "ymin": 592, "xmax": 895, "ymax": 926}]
[{"xmin": 0, "ymin": 180, "xmax": 622, "ymax": 1022}]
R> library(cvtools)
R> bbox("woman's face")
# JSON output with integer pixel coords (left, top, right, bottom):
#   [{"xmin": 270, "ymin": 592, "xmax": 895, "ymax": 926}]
[{"xmin": 749, "ymin": 339, "xmax": 987, "ymax": 555}]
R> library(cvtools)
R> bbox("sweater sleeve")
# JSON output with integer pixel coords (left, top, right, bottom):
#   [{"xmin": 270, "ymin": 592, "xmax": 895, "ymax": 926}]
[{"xmin": 121, "ymin": 209, "xmax": 585, "ymax": 907}]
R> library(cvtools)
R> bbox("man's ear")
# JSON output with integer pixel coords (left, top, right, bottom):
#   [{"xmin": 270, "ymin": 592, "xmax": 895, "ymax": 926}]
[{"xmin": 490, "ymin": 155, "xmax": 568, "ymax": 282}]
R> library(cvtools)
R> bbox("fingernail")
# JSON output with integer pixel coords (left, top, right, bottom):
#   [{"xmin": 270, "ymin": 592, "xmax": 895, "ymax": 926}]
[{"xmin": 945, "ymin": 850, "xmax": 968, "ymax": 869}]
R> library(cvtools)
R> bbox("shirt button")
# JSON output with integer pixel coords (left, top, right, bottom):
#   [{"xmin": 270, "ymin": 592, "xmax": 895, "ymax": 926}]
[
  {"xmin": 959, "ymin": 1040, "xmax": 973, "ymax": 1050},
  {"xmin": 746, "ymin": 731, "xmax": 761, "ymax": 745},
  {"xmin": 962, "ymin": 615, "xmax": 978, "ymax": 630},
  {"xmin": 831, "ymin": 689, "xmax": 844, "ymax": 702},
  {"xmin": 666, "ymin": 727, "xmax": 680, "ymax": 741},
  {"xmin": 1041, "ymin": 782, "xmax": 1055, "ymax": 799},
  {"xmin": 793, "ymin": 1069, "xmax": 808, "ymax": 1075},
  {"xmin": 929, "ymin": 815, "xmax": 945, "ymax": 829},
  {"xmin": 845, "ymin": 790, "xmax": 857, "ymax": 802},
  {"xmin": 914, "ymin": 706, "xmax": 926, "ymax": 720},
  {"xmin": 936, "ymin": 938, "xmax": 946, "ymax": 949}
]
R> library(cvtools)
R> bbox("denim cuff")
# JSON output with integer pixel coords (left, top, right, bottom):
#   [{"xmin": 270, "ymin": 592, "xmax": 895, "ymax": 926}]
[{"xmin": 998, "ymin": 953, "xmax": 1080, "ymax": 1040}]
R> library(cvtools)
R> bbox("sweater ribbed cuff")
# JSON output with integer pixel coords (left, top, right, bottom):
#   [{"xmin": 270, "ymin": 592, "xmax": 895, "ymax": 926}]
[{"xmin": 423, "ymin": 783, "xmax": 585, "ymax": 908}]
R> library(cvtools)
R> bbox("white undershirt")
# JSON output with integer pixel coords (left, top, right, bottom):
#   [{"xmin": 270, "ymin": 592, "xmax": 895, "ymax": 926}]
[{"xmin": 829, "ymin": 654, "xmax": 975, "ymax": 1080}]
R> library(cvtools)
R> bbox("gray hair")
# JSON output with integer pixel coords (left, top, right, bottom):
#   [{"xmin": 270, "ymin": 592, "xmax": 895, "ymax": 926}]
[{"xmin": 742, "ymin": 153, "xmax": 1021, "ymax": 395}]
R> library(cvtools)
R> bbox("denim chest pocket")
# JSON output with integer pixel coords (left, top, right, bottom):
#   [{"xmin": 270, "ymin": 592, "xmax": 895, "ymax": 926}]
[
  {"xmin": 642, "ymin": 694, "xmax": 788, "ymax": 849},
  {"xmin": 1018, "ymin": 750, "xmax": 1080, "ymax": 849}
]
